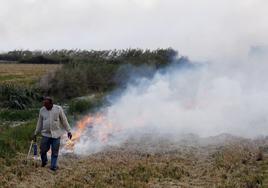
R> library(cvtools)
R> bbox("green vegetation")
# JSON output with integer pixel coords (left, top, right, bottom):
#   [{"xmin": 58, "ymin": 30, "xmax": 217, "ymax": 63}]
[
  {"xmin": 0, "ymin": 84, "xmax": 41, "ymax": 109},
  {"xmin": 1, "ymin": 48, "xmax": 188, "ymax": 101},
  {"xmin": 24, "ymin": 48, "xmax": 187, "ymax": 100},
  {"xmin": 0, "ymin": 121, "xmax": 36, "ymax": 158},
  {"xmin": 45, "ymin": 62, "xmax": 119, "ymax": 99},
  {"xmin": 0, "ymin": 109, "xmax": 39, "ymax": 121},
  {"xmin": 0, "ymin": 48, "xmax": 179, "ymax": 65},
  {"xmin": 68, "ymin": 95, "xmax": 104, "ymax": 115}
]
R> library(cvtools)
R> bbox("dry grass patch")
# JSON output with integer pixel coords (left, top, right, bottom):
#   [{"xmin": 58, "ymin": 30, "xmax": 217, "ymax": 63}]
[
  {"xmin": 0, "ymin": 138, "xmax": 266, "ymax": 188},
  {"xmin": 0, "ymin": 63, "xmax": 61, "ymax": 85}
]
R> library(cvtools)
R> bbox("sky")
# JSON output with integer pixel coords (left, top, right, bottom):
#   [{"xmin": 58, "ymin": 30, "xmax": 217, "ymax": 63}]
[{"xmin": 1, "ymin": 0, "xmax": 268, "ymax": 61}]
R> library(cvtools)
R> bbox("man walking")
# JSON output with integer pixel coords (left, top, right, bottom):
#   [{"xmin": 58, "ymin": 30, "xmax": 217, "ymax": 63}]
[{"xmin": 33, "ymin": 97, "xmax": 72, "ymax": 171}]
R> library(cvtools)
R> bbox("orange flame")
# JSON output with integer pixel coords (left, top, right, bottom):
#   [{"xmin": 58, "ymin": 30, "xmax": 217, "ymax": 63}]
[{"xmin": 62, "ymin": 113, "xmax": 118, "ymax": 152}]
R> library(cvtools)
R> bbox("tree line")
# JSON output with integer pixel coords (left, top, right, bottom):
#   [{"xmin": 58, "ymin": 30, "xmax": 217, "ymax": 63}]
[{"xmin": 0, "ymin": 48, "xmax": 179, "ymax": 66}]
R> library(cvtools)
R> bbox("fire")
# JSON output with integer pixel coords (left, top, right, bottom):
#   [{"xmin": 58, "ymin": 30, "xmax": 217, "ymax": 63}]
[{"xmin": 62, "ymin": 113, "xmax": 119, "ymax": 153}]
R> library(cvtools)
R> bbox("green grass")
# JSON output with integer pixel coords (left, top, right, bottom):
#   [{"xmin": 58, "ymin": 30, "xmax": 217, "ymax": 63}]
[
  {"xmin": 0, "ymin": 120, "xmax": 36, "ymax": 158},
  {"xmin": 0, "ymin": 109, "xmax": 39, "ymax": 121},
  {"xmin": 0, "ymin": 75, "xmax": 25, "ymax": 82}
]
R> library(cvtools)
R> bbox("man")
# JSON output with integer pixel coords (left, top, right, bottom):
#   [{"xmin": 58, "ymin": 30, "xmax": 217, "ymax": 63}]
[{"xmin": 33, "ymin": 97, "xmax": 72, "ymax": 171}]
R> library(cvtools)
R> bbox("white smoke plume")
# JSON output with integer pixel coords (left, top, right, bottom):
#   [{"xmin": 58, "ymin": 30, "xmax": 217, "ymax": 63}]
[{"xmin": 70, "ymin": 49, "xmax": 268, "ymax": 155}]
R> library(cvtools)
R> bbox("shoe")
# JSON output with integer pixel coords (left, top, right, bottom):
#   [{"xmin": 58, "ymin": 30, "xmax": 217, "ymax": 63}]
[
  {"xmin": 50, "ymin": 166, "xmax": 58, "ymax": 171},
  {"xmin": 41, "ymin": 163, "xmax": 47, "ymax": 167}
]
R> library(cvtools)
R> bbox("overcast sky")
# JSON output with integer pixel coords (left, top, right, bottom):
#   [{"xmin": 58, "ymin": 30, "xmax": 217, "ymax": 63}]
[{"xmin": 1, "ymin": 0, "xmax": 267, "ymax": 61}]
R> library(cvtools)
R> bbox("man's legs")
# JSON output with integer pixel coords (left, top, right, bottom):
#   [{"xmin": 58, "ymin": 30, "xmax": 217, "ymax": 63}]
[
  {"xmin": 40, "ymin": 136, "xmax": 51, "ymax": 167},
  {"xmin": 50, "ymin": 137, "xmax": 60, "ymax": 170}
]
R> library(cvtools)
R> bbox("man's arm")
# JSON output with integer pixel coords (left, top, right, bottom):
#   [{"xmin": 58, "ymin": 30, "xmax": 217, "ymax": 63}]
[
  {"xmin": 59, "ymin": 106, "xmax": 71, "ymax": 133},
  {"xmin": 32, "ymin": 110, "xmax": 43, "ymax": 141},
  {"xmin": 34, "ymin": 110, "xmax": 43, "ymax": 135}
]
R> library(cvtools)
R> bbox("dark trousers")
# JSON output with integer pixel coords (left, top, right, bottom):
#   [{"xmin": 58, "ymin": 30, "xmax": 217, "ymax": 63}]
[{"xmin": 40, "ymin": 136, "xmax": 60, "ymax": 169}]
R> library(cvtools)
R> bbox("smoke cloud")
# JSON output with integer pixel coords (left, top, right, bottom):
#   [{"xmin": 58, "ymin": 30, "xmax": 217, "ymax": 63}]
[{"xmin": 71, "ymin": 51, "xmax": 268, "ymax": 155}]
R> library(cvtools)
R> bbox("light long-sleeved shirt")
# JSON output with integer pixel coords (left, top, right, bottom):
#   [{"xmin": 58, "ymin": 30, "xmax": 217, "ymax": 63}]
[{"xmin": 35, "ymin": 105, "xmax": 71, "ymax": 138}]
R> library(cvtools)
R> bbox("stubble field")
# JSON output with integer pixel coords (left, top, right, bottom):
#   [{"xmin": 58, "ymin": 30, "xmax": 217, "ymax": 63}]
[
  {"xmin": 1, "ymin": 135, "xmax": 268, "ymax": 188},
  {"xmin": 0, "ymin": 63, "xmax": 61, "ymax": 85}
]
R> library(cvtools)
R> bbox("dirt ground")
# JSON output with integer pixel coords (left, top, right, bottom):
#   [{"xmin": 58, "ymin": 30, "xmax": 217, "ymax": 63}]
[{"xmin": 1, "ymin": 135, "xmax": 267, "ymax": 188}]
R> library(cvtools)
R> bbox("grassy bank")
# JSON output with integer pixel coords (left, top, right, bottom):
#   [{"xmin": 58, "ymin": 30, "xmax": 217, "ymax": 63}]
[{"xmin": 0, "ymin": 120, "xmax": 36, "ymax": 158}]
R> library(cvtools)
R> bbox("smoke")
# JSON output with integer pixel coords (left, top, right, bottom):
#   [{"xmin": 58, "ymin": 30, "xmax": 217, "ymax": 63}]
[{"xmin": 70, "ymin": 50, "xmax": 268, "ymax": 155}]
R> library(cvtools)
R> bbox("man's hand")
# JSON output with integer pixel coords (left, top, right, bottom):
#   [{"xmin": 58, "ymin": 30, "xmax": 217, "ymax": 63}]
[
  {"xmin": 31, "ymin": 134, "xmax": 37, "ymax": 142},
  {"xmin": 67, "ymin": 132, "xmax": 72, "ymax": 140}
]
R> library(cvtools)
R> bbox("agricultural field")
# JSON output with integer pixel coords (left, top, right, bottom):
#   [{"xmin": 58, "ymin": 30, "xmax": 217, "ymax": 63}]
[
  {"xmin": 0, "ymin": 63, "xmax": 61, "ymax": 85},
  {"xmin": 0, "ymin": 135, "xmax": 268, "ymax": 188}
]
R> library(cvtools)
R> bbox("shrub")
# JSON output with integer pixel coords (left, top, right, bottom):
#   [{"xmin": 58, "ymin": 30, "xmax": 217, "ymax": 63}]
[
  {"xmin": 0, "ymin": 84, "xmax": 41, "ymax": 109},
  {"xmin": 68, "ymin": 96, "xmax": 103, "ymax": 114},
  {"xmin": 43, "ymin": 62, "xmax": 118, "ymax": 99}
]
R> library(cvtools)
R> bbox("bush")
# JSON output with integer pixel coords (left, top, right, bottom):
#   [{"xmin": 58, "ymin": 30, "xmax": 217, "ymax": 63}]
[
  {"xmin": 0, "ymin": 84, "xmax": 41, "ymax": 109},
  {"xmin": 43, "ymin": 62, "xmax": 118, "ymax": 99},
  {"xmin": 68, "ymin": 96, "xmax": 103, "ymax": 114}
]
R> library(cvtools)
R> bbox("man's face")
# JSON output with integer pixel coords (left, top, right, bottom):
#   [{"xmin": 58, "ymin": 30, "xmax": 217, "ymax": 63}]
[{"xmin": 43, "ymin": 99, "xmax": 53, "ymax": 110}]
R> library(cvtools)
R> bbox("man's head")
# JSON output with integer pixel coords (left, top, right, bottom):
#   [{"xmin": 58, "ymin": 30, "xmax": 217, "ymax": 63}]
[{"xmin": 43, "ymin": 96, "xmax": 53, "ymax": 110}]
